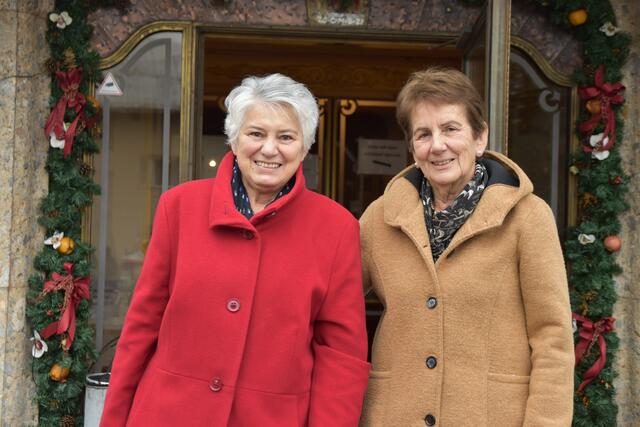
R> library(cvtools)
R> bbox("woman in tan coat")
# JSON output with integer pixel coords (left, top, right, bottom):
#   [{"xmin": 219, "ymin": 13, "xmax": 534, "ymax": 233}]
[{"xmin": 360, "ymin": 68, "xmax": 574, "ymax": 426}]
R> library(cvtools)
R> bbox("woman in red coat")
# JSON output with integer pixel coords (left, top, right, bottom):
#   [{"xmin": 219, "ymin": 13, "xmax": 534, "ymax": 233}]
[{"xmin": 100, "ymin": 73, "xmax": 370, "ymax": 427}]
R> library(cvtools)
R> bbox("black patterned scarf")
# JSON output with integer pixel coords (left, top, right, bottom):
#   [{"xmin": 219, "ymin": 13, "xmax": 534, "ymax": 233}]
[
  {"xmin": 420, "ymin": 162, "xmax": 488, "ymax": 261},
  {"xmin": 231, "ymin": 157, "xmax": 295, "ymax": 219}
]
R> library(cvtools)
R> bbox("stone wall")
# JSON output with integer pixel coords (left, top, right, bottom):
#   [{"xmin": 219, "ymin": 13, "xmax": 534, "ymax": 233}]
[
  {"xmin": 0, "ymin": 0, "xmax": 52, "ymax": 424},
  {"xmin": 88, "ymin": 0, "xmax": 581, "ymax": 78},
  {"xmin": 612, "ymin": 1, "xmax": 640, "ymax": 425}
]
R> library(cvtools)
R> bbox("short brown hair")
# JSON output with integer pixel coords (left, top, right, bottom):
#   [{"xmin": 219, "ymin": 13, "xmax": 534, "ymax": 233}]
[{"xmin": 396, "ymin": 67, "xmax": 486, "ymax": 150}]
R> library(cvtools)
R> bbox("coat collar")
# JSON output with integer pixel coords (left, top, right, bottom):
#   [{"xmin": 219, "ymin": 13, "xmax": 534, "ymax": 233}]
[
  {"xmin": 382, "ymin": 151, "xmax": 533, "ymax": 257},
  {"xmin": 208, "ymin": 151, "xmax": 307, "ymax": 230}
]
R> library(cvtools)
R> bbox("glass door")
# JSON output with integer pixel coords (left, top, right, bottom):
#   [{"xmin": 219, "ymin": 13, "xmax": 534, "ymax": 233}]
[
  {"xmin": 92, "ymin": 31, "xmax": 183, "ymax": 369},
  {"xmin": 461, "ymin": 0, "xmax": 512, "ymax": 154}
]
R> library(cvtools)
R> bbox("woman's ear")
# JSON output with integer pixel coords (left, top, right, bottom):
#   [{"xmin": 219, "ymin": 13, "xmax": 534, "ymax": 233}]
[{"xmin": 476, "ymin": 125, "xmax": 489, "ymax": 155}]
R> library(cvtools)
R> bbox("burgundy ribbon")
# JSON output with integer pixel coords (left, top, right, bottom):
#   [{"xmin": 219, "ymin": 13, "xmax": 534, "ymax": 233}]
[
  {"xmin": 44, "ymin": 68, "xmax": 86, "ymax": 158},
  {"xmin": 39, "ymin": 262, "xmax": 90, "ymax": 350},
  {"xmin": 577, "ymin": 65, "xmax": 625, "ymax": 153},
  {"xmin": 572, "ymin": 312, "xmax": 615, "ymax": 392}
]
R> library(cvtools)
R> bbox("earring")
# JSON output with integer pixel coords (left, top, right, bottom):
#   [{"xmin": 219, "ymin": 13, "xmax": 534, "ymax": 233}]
[
  {"xmin": 476, "ymin": 151, "xmax": 483, "ymax": 158},
  {"xmin": 414, "ymin": 162, "xmax": 419, "ymax": 168}
]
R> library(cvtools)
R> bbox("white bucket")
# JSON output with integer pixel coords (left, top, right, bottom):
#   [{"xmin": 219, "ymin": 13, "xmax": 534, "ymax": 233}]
[{"xmin": 84, "ymin": 372, "xmax": 110, "ymax": 427}]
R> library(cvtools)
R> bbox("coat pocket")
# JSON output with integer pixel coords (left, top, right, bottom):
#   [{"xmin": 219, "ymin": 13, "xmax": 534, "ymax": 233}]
[
  {"xmin": 127, "ymin": 367, "xmax": 221, "ymax": 427},
  {"xmin": 229, "ymin": 385, "xmax": 304, "ymax": 427},
  {"xmin": 360, "ymin": 370, "xmax": 391, "ymax": 427},
  {"xmin": 487, "ymin": 372, "xmax": 530, "ymax": 427}
]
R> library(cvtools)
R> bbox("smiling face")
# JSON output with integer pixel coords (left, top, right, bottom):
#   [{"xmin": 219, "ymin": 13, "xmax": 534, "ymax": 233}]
[
  {"xmin": 411, "ymin": 102, "xmax": 488, "ymax": 206},
  {"xmin": 232, "ymin": 102, "xmax": 306, "ymax": 209}
]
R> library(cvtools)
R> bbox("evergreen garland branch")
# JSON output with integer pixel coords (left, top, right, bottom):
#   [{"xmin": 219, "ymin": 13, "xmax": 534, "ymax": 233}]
[
  {"xmin": 26, "ymin": 1, "xmax": 128, "ymax": 426},
  {"xmin": 460, "ymin": 0, "xmax": 630, "ymax": 425},
  {"xmin": 28, "ymin": 1, "xmax": 630, "ymax": 426}
]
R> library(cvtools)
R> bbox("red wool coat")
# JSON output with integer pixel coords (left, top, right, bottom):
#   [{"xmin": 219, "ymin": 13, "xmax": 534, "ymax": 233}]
[{"xmin": 100, "ymin": 152, "xmax": 370, "ymax": 427}]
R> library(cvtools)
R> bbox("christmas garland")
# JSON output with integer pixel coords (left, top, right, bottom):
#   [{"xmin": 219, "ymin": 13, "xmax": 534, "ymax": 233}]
[
  {"xmin": 531, "ymin": 2, "xmax": 629, "ymax": 426},
  {"xmin": 461, "ymin": 0, "xmax": 631, "ymax": 425},
  {"xmin": 26, "ymin": 1, "xmax": 127, "ymax": 426},
  {"xmin": 27, "ymin": 0, "xmax": 630, "ymax": 426}
]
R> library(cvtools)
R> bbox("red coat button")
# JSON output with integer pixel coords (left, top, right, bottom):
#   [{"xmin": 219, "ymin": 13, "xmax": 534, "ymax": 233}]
[
  {"xmin": 209, "ymin": 378, "xmax": 223, "ymax": 392},
  {"xmin": 226, "ymin": 298, "xmax": 240, "ymax": 313}
]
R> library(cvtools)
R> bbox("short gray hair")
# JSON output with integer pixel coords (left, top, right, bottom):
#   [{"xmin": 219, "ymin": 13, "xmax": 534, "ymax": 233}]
[{"xmin": 224, "ymin": 73, "xmax": 319, "ymax": 151}]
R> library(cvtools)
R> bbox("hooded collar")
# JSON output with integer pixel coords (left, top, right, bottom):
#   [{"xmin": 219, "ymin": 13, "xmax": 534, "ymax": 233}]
[
  {"xmin": 208, "ymin": 151, "xmax": 307, "ymax": 230},
  {"xmin": 382, "ymin": 151, "xmax": 533, "ymax": 259}
]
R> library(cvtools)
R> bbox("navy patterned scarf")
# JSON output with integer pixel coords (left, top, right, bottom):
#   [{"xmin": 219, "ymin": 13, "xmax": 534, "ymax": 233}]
[
  {"xmin": 231, "ymin": 158, "xmax": 295, "ymax": 219},
  {"xmin": 420, "ymin": 162, "xmax": 488, "ymax": 261}
]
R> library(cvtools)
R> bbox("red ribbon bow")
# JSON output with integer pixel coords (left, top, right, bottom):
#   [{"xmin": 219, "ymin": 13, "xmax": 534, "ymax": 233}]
[
  {"xmin": 577, "ymin": 65, "xmax": 625, "ymax": 153},
  {"xmin": 572, "ymin": 312, "xmax": 615, "ymax": 392},
  {"xmin": 39, "ymin": 262, "xmax": 90, "ymax": 350},
  {"xmin": 44, "ymin": 68, "xmax": 86, "ymax": 158}
]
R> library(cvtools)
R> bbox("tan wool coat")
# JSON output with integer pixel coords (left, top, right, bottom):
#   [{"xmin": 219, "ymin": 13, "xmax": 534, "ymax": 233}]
[{"xmin": 360, "ymin": 151, "xmax": 574, "ymax": 427}]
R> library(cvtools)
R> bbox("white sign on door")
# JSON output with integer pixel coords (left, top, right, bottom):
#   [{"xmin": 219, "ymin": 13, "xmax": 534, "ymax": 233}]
[
  {"xmin": 97, "ymin": 71, "xmax": 123, "ymax": 96},
  {"xmin": 357, "ymin": 138, "xmax": 407, "ymax": 175}
]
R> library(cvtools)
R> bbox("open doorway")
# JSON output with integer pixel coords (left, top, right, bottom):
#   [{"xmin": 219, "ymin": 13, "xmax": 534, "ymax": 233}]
[
  {"xmin": 197, "ymin": 31, "xmax": 462, "ymax": 359},
  {"xmin": 197, "ymin": 32, "xmax": 461, "ymax": 214}
]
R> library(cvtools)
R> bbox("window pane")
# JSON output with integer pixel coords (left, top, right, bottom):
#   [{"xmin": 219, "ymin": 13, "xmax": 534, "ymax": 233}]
[
  {"xmin": 339, "ymin": 100, "xmax": 408, "ymax": 218},
  {"xmin": 508, "ymin": 47, "xmax": 571, "ymax": 236},
  {"xmin": 92, "ymin": 32, "xmax": 182, "ymax": 367}
]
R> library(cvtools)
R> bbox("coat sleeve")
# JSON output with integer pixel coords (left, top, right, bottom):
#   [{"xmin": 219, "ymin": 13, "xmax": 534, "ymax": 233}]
[
  {"xmin": 518, "ymin": 200, "xmax": 575, "ymax": 427},
  {"xmin": 308, "ymin": 218, "xmax": 371, "ymax": 427},
  {"xmin": 100, "ymin": 194, "xmax": 173, "ymax": 427},
  {"xmin": 359, "ymin": 203, "xmax": 373, "ymax": 295}
]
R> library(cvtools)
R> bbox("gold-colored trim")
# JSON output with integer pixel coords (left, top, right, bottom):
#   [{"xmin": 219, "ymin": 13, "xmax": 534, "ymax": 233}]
[
  {"xmin": 510, "ymin": 36, "xmax": 577, "ymax": 228},
  {"xmin": 203, "ymin": 95, "xmax": 226, "ymax": 111},
  {"xmin": 97, "ymin": 22, "xmax": 196, "ymax": 184},
  {"xmin": 198, "ymin": 24, "xmax": 458, "ymax": 45},
  {"xmin": 487, "ymin": 0, "xmax": 511, "ymax": 155},
  {"xmin": 330, "ymin": 100, "xmax": 339, "ymax": 200},
  {"xmin": 502, "ymin": 0, "xmax": 512, "ymax": 156},
  {"xmin": 511, "ymin": 36, "xmax": 573, "ymax": 87},
  {"xmin": 81, "ymin": 85, "xmax": 96, "ymax": 244},
  {"xmin": 356, "ymin": 100, "xmax": 396, "ymax": 108},
  {"xmin": 338, "ymin": 100, "xmax": 358, "ymax": 203},
  {"xmin": 337, "ymin": 100, "xmax": 396, "ymax": 203},
  {"xmin": 180, "ymin": 25, "xmax": 196, "ymax": 183},
  {"xmin": 99, "ymin": 22, "xmax": 191, "ymax": 70},
  {"xmin": 317, "ymin": 98, "xmax": 327, "ymax": 194},
  {"xmin": 567, "ymin": 86, "xmax": 579, "ymax": 227}
]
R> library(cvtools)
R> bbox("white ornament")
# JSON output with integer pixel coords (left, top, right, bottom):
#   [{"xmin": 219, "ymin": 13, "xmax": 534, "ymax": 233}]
[
  {"xmin": 599, "ymin": 22, "xmax": 620, "ymax": 37},
  {"xmin": 49, "ymin": 123, "xmax": 69, "ymax": 150},
  {"xmin": 592, "ymin": 150, "xmax": 610, "ymax": 160},
  {"xmin": 31, "ymin": 330, "xmax": 48, "ymax": 358},
  {"xmin": 44, "ymin": 231, "xmax": 64, "ymax": 249},
  {"xmin": 589, "ymin": 133, "xmax": 610, "ymax": 161},
  {"xmin": 578, "ymin": 233, "xmax": 596, "ymax": 245},
  {"xmin": 49, "ymin": 11, "xmax": 72, "ymax": 29}
]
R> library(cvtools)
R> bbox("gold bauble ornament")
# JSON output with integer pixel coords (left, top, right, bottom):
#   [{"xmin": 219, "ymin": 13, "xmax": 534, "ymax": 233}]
[
  {"xmin": 57, "ymin": 237, "xmax": 75, "ymax": 255},
  {"xmin": 581, "ymin": 192, "xmax": 598, "ymax": 208},
  {"xmin": 569, "ymin": 9, "xmax": 588, "ymax": 26},
  {"xmin": 586, "ymin": 99, "xmax": 601, "ymax": 115},
  {"xmin": 49, "ymin": 363, "xmax": 70, "ymax": 382},
  {"xmin": 62, "ymin": 48, "xmax": 77, "ymax": 69},
  {"xmin": 87, "ymin": 95, "xmax": 101, "ymax": 112}
]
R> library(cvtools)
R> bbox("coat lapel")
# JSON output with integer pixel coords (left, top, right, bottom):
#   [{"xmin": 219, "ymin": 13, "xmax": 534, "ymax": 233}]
[
  {"xmin": 208, "ymin": 150, "xmax": 308, "ymax": 231},
  {"xmin": 382, "ymin": 151, "xmax": 533, "ymax": 267},
  {"xmin": 383, "ymin": 167, "xmax": 438, "ymax": 279}
]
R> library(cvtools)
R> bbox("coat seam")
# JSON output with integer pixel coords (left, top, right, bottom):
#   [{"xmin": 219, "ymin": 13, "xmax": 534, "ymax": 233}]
[{"xmin": 317, "ymin": 219, "xmax": 352, "ymax": 317}]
